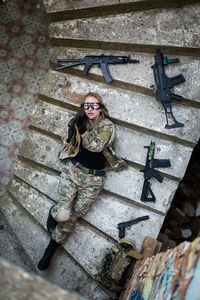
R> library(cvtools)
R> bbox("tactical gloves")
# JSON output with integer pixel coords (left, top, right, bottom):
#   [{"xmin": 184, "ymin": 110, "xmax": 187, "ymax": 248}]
[
  {"xmin": 76, "ymin": 116, "xmax": 87, "ymax": 134},
  {"xmin": 67, "ymin": 112, "xmax": 87, "ymax": 143}
]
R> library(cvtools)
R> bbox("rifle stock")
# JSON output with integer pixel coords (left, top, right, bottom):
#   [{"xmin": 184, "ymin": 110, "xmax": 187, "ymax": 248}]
[
  {"xmin": 141, "ymin": 180, "xmax": 155, "ymax": 202},
  {"xmin": 163, "ymin": 103, "xmax": 184, "ymax": 129}
]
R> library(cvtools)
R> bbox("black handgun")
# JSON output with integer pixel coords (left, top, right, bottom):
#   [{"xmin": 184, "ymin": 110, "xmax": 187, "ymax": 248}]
[
  {"xmin": 117, "ymin": 215, "xmax": 149, "ymax": 239},
  {"xmin": 56, "ymin": 54, "xmax": 139, "ymax": 84}
]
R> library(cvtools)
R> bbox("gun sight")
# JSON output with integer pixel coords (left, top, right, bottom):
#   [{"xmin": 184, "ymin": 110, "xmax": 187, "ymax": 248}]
[{"xmin": 163, "ymin": 57, "xmax": 179, "ymax": 65}]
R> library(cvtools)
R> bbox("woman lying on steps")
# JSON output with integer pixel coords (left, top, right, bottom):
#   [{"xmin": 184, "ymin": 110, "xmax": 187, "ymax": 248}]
[{"xmin": 38, "ymin": 92, "xmax": 127, "ymax": 271}]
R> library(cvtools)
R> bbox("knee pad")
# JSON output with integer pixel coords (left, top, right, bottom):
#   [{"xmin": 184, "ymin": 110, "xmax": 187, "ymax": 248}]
[{"xmin": 51, "ymin": 206, "xmax": 71, "ymax": 222}]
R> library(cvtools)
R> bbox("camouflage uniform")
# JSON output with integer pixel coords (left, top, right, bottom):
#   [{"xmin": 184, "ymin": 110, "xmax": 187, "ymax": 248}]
[{"xmin": 51, "ymin": 116, "xmax": 127, "ymax": 244}]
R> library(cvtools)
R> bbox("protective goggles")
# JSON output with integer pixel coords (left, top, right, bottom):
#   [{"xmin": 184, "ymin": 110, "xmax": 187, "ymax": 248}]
[{"xmin": 81, "ymin": 102, "xmax": 104, "ymax": 110}]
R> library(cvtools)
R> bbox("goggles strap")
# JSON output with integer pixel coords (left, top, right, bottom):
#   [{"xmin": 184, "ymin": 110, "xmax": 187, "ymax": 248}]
[{"xmin": 81, "ymin": 103, "xmax": 104, "ymax": 110}]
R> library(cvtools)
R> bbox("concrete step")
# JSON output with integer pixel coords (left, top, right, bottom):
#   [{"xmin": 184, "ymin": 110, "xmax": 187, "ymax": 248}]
[
  {"xmin": 44, "ymin": 0, "xmax": 200, "ymax": 17},
  {"xmin": 48, "ymin": 4, "xmax": 200, "ymax": 49},
  {"xmin": 0, "ymin": 258, "xmax": 86, "ymax": 300},
  {"xmin": 43, "ymin": 0, "xmax": 142, "ymax": 13},
  {"xmin": 44, "ymin": 0, "xmax": 171, "ymax": 14},
  {"xmin": 0, "ymin": 190, "xmax": 112, "ymax": 300},
  {"xmin": 13, "ymin": 156, "xmax": 177, "ymax": 215},
  {"xmin": 0, "ymin": 209, "xmax": 37, "ymax": 274}
]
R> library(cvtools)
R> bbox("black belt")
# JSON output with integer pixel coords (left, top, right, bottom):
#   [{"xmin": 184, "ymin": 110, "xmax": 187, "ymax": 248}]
[{"xmin": 71, "ymin": 159, "xmax": 105, "ymax": 176}]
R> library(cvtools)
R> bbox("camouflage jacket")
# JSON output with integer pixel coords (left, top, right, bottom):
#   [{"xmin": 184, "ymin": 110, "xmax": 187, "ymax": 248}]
[{"xmin": 59, "ymin": 116, "xmax": 127, "ymax": 171}]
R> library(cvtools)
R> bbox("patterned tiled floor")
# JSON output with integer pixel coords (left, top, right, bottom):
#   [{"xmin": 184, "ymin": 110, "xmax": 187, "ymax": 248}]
[{"xmin": 0, "ymin": 0, "xmax": 49, "ymax": 195}]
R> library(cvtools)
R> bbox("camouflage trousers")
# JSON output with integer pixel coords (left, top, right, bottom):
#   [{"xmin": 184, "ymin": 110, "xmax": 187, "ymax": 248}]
[{"xmin": 51, "ymin": 160, "xmax": 105, "ymax": 244}]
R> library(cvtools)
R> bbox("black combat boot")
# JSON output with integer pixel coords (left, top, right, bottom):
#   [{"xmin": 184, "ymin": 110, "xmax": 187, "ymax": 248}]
[
  {"xmin": 47, "ymin": 206, "xmax": 58, "ymax": 234},
  {"xmin": 38, "ymin": 238, "xmax": 60, "ymax": 271}
]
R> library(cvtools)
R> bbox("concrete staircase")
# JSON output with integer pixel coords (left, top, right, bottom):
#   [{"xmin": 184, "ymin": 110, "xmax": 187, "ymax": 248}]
[
  {"xmin": 1, "ymin": 1, "xmax": 200, "ymax": 299},
  {"xmin": 0, "ymin": 258, "xmax": 86, "ymax": 300}
]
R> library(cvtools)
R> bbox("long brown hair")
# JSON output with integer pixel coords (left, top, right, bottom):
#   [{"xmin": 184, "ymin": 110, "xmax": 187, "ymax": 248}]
[{"xmin": 82, "ymin": 92, "xmax": 109, "ymax": 118}]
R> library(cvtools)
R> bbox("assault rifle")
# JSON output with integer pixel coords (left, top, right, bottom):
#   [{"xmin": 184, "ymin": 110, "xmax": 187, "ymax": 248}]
[
  {"xmin": 140, "ymin": 141, "xmax": 171, "ymax": 202},
  {"xmin": 56, "ymin": 54, "xmax": 139, "ymax": 84},
  {"xmin": 117, "ymin": 215, "xmax": 149, "ymax": 239},
  {"xmin": 151, "ymin": 50, "xmax": 185, "ymax": 129}
]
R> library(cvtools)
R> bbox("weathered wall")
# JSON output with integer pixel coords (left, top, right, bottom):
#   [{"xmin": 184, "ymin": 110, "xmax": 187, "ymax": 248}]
[
  {"xmin": 120, "ymin": 237, "xmax": 200, "ymax": 300},
  {"xmin": 0, "ymin": 0, "xmax": 49, "ymax": 195},
  {"xmin": 0, "ymin": 1, "xmax": 200, "ymax": 299}
]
